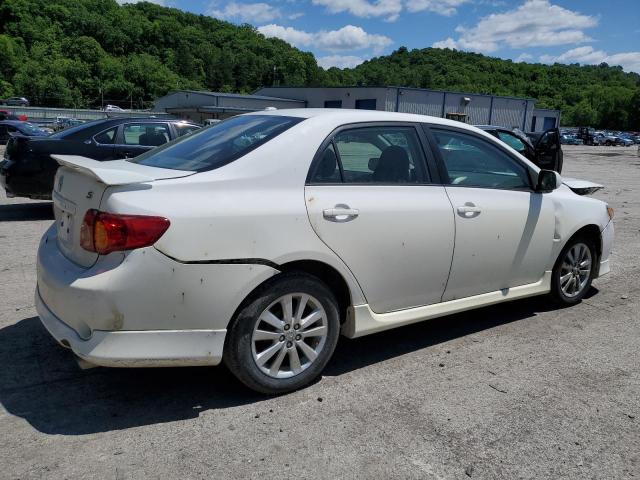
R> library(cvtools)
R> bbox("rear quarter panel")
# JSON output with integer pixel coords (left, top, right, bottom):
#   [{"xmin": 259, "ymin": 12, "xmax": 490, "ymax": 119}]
[{"xmin": 100, "ymin": 116, "xmax": 367, "ymax": 305}]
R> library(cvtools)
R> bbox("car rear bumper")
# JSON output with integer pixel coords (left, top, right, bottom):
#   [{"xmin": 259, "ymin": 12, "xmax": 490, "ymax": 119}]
[
  {"xmin": 36, "ymin": 288, "xmax": 226, "ymax": 367},
  {"xmin": 36, "ymin": 224, "xmax": 279, "ymax": 366}
]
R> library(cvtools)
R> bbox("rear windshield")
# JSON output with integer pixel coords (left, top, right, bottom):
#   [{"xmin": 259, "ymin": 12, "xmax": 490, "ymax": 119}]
[{"xmin": 129, "ymin": 115, "xmax": 303, "ymax": 172}]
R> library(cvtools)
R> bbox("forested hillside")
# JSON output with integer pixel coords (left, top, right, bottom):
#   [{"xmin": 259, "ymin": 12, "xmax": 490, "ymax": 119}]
[
  {"xmin": 0, "ymin": 0, "xmax": 322, "ymax": 108},
  {"xmin": 1, "ymin": 0, "xmax": 638, "ymax": 129}
]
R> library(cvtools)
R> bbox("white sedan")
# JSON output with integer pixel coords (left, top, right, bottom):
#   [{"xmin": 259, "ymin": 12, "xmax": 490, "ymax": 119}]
[{"xmin": 36, "ymin": 109, "xmax": 614, "ymax": 394}]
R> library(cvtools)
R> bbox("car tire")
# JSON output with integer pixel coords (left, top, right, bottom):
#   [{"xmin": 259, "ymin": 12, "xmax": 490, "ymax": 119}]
[
  {"xmin": 224, "ymin": 272, "xmax": 340, "ymax": 394},
  {"xmin": 550, "ymin": 236, "xmax": 598, "ymax": 306}
]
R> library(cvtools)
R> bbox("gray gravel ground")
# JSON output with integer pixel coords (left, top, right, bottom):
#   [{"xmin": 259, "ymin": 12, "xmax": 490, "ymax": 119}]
[{"xmin": 0, "ymin": 144, "xmax": 638, "ymax": 479}]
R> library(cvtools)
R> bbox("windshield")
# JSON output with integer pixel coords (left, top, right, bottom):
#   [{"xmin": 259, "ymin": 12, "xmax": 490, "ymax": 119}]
[{"xmin": 130, "ymin": 115, "xmax": 303, "ymax": 172}]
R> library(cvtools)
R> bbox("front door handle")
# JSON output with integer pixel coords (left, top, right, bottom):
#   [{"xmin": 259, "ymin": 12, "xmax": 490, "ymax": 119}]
[{"xmin": 323, "ymin": 204, "xmax": 359, "ymax": 222}]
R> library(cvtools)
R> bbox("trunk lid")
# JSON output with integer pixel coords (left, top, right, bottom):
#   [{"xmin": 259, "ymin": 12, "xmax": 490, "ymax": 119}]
[{"xmin": 51, "ymin": 155, "xmax": 193, "ymax": 267}]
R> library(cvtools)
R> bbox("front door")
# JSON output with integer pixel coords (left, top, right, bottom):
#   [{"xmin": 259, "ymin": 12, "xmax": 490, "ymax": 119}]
[
  {"xmin": 305, "ymin": 124, "xmax": 455, "ymax": 314},
  {"xmin": 535, "ymin": 128, "xmax": 563, "ymax": 172},
  {"xmin": 428, "ymin": 127, "xmax": 555, "ymax": 301}
]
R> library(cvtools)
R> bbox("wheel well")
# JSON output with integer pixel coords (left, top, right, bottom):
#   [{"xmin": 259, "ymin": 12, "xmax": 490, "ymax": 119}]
[
  {"xmin": 562, "ymin": 224, "xmax": 602, "ymax": 265},
  {"xmin": 279, "ymin": 260, "xmax": 352, "ymax": 324}
]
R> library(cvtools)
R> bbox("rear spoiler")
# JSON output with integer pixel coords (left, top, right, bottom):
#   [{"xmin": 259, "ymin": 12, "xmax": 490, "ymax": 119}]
[
  {"xmin": 562, "ymin": 177, "xmax": 604, "ymax": 196},
  {"xmin": 52, "ymin": 155, "xmax": 192, "ymax": 186}
]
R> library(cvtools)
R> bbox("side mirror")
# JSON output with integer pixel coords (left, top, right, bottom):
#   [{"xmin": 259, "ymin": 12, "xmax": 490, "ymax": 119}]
[{"xmin": 536, "ymin": 169, "xmax": 561, "ymax": 192}]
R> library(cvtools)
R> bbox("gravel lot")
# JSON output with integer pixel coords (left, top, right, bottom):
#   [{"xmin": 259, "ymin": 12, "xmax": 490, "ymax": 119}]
[{"xmin": 0, "ymin": 144, "xmax": 638, "ymax": 479}]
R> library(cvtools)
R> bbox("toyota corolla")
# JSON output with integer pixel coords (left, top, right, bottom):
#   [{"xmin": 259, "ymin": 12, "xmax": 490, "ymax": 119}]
[{"xmin": 36, "ymin": 109, "xmax": 614, "ymax": 394}]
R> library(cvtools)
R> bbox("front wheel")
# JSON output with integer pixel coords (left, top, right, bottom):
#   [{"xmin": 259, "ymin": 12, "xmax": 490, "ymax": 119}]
[
  {"xmin": 550, "ymin": 237, "xmax": 597, "ymax": 305},
  {"xmin": 224, "ymin": 273, "xmax": 340, "ymax": 394}
]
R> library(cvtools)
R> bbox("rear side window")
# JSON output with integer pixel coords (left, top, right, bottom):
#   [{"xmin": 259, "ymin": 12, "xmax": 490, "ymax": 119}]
[
  {"xmin": 123, "ymin": 123, "xmax": 170, "ymax": 146},
  {"xmin": 130, "ymin": 115, "xmax": 302, "ymax": 172},
  {"xmin": 310, "ymin": 126, "xmax": 427, "ymax": 184},
  {"xmin": 94, "ymin": 127, "xmax": 117, "ymax": 145},
  {"xmin": 432, "ymin": 129, "xmax": 531, "ymax": 190}
]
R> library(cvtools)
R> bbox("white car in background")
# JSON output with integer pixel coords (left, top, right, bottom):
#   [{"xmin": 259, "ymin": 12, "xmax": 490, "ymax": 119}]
[{"xmin": 36, "ymin": 110, "xmax": 614, "ymax": 394}]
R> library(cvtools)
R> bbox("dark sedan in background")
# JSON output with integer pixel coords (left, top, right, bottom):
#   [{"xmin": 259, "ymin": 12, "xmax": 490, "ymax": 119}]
[
  {"xmin": 0, "ymin": 117, "xmax": 200, "ymax": 199},
  {"xmin": 477, "ymin": 125, "xmax": 563, "ymax": 173},
  {"xmin": 0, "ymin": 120, "xmax": 49, "ymax": 144}
]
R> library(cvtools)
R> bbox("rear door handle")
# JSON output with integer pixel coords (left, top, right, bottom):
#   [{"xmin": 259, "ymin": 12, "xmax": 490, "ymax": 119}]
[
  {"xmin": 323, "ymin": 205, "xmax": 359, "ymax": 222},
  {"xmin": 457, "ymin": 206, "xmax": 481, "ymax": 213},
  {"xmin": 457, "ymin": 203, "xmax": 482, "ymax": 218}
]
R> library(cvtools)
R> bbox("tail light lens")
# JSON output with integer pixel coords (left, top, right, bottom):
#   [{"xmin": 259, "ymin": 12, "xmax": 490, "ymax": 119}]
[{"xmin": 80, "ymin": 209, "xmax": 170, "ymax": 254}]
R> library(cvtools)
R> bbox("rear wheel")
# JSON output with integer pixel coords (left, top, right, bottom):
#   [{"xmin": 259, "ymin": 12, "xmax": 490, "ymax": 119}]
[
  {"xmin": 224, "ymin": 273, "xmax": 340, "ymax": 394},
  {"xmin": 550, "ymin": 237, "xmax": 597, "ymax": 305}
]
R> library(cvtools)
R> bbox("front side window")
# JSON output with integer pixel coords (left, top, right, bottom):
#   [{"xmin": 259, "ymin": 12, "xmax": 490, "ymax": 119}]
[
  {"xmin": 311, "ymin": 126, "xmax": 427, "ymax": 184},
  {"xmin": 94, "ymin": 127, "xmax": 117, "ymax": 145},
  {"xmin": 123, "ymin": 123, "xmax": 170, "ymax": 146},
  {"xmin": 432, "ymin": 129, "xmax": 531, "ymax": 190},
  {"xmin": 131, "ymin": 115, "xmax": 302, "ymax": 172}
]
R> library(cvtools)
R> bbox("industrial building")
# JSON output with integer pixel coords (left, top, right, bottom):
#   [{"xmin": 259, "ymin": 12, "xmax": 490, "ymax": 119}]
[
  {"xmin": 154, "ymin": 87, "xmax": 560, "ymax": 132},
  {"xmin": 153, "ymin": 90, "xmax": 305, "ymax": 123}
]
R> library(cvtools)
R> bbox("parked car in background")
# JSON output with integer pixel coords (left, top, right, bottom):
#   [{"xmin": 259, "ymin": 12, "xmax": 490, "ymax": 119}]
[
  {"xmin": 0, "ymin": 120, "xmax": 49, "ymax": 144},
  {"xmin": 476, "ymin": 125, "xmax": 563, "ymax": 173},
  {"xmin": 104, "ymin": 104, "xmax": 125, "ymax": 112},
  {"xmin": 560, "ymin": 134, "xmax": 582, "ymax": 145},
  {"xmin": 0, "ymin": 117, "xmax": 200, "ymax": 199},
  {"xmin": 3, "ymin": 97, "xmax": 30, "ymax": 107},
  {"xmin": 34, "ymin": 110, "xmax": 613, "ymax": 394},
  {"xmin": 54, "ymin": 116, "xmax": 85, "ymax": 131},
  {"xmin": 594, "ymin": 132, "xmax": 621, "ymax": 146},
  {"xmin": 617, "ymin": 136, "xmax": 634, "ymax": 147},
  {"xmin": 0, "ymin": 109, "xmax": 28, "ymax": 121}
]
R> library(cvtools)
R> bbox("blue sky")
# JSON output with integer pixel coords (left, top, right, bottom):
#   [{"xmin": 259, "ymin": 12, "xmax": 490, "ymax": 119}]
[{"xmin": 130, "ymin": 0, "xmax": 640, "ymax": 71}]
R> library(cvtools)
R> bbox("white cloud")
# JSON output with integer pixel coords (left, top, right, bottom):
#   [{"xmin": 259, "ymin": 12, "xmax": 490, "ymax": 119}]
[
  {"xmin": 540, "ymin": 46, "xmax": 640, "ymax": 73},
  {"xmin": 432, "ymin": 37, "xmax": 458, "ymax": 49},
  {"xmin": 258, "ymin": 24, "xmax": 392, "ymax": 52},
  {"xmin": 117, "ymin": 0, "xmax": 165, "ymax": 4},
  {"xmin": 317, "ymin": 55, "xmax": 365, "ymax": 68},
  {"xmin": 258, "ymin": 24, "xmax": 313, "ymax": 45},
  {"xmin": 515, "ymin": 53, "xmax": 533, "ymax": 62},
  {"xmin": 311, "ymin": 0, "xmax": 403, "ymax": 22},
  {"xmin": 405, "ymin": 0, "xmax": 471, "ymax": 16},
  {"xmin": 288, "ymin": 12, "xmax": 304, "ymax": 19},
  {"xmin": 207, "ymin": 2, "xmax": 281, "ymax": 22},
  {"xmin": 432, "ymin": 0, "xmax": 597, "ymax": 53}
]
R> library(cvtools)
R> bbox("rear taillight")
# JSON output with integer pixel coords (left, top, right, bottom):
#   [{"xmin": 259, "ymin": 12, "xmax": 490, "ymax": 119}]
[{"xmin": 80, "ymin": 209, "xmax": 170, "ymax": 254}]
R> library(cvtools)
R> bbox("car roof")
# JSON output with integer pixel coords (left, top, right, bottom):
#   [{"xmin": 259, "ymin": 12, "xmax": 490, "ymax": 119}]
[
  {"xmin": 0, "ymin": 120, "xmax": 27, "ymax": 126},
  {"xmin": 475, "ymin": 125, "xmax": 507, "ymax": 130},
  {"xmin": 247, "ymin": 108, "xmax": 489, "ymax": 132}
]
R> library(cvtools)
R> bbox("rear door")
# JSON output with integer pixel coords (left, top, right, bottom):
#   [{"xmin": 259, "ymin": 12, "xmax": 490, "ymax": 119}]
[
  {"xmin": 114, "ymin": 122, "xmax": 171, "ymax": 158},
  {"xmin": 305, "ymin": 123, "xmax": 455, "ymax": 314}
]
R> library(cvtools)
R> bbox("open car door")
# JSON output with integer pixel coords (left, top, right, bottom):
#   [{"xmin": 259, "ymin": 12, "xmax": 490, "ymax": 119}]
[{"xmin": 530, "ymin": 128, "xmax": 563, "ymax": 173}]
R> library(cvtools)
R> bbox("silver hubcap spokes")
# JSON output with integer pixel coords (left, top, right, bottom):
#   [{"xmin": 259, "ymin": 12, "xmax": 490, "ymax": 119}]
[
  {"xmin": 560, "ymin": 242, "xmax": 592, "ymax": 298},
  {"xmin": 251, "ymin": 293, "xmax": 328, "ymax": 379}
]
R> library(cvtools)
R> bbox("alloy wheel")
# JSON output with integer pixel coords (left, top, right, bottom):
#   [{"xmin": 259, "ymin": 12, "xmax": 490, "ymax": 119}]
[
  {"xmin": 559, "ymin": 242, "xmax": 592, "ymax": 298},
  {"xmin": 251, "ymin": 293, "xmax": 328, "ymax": 379}
]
